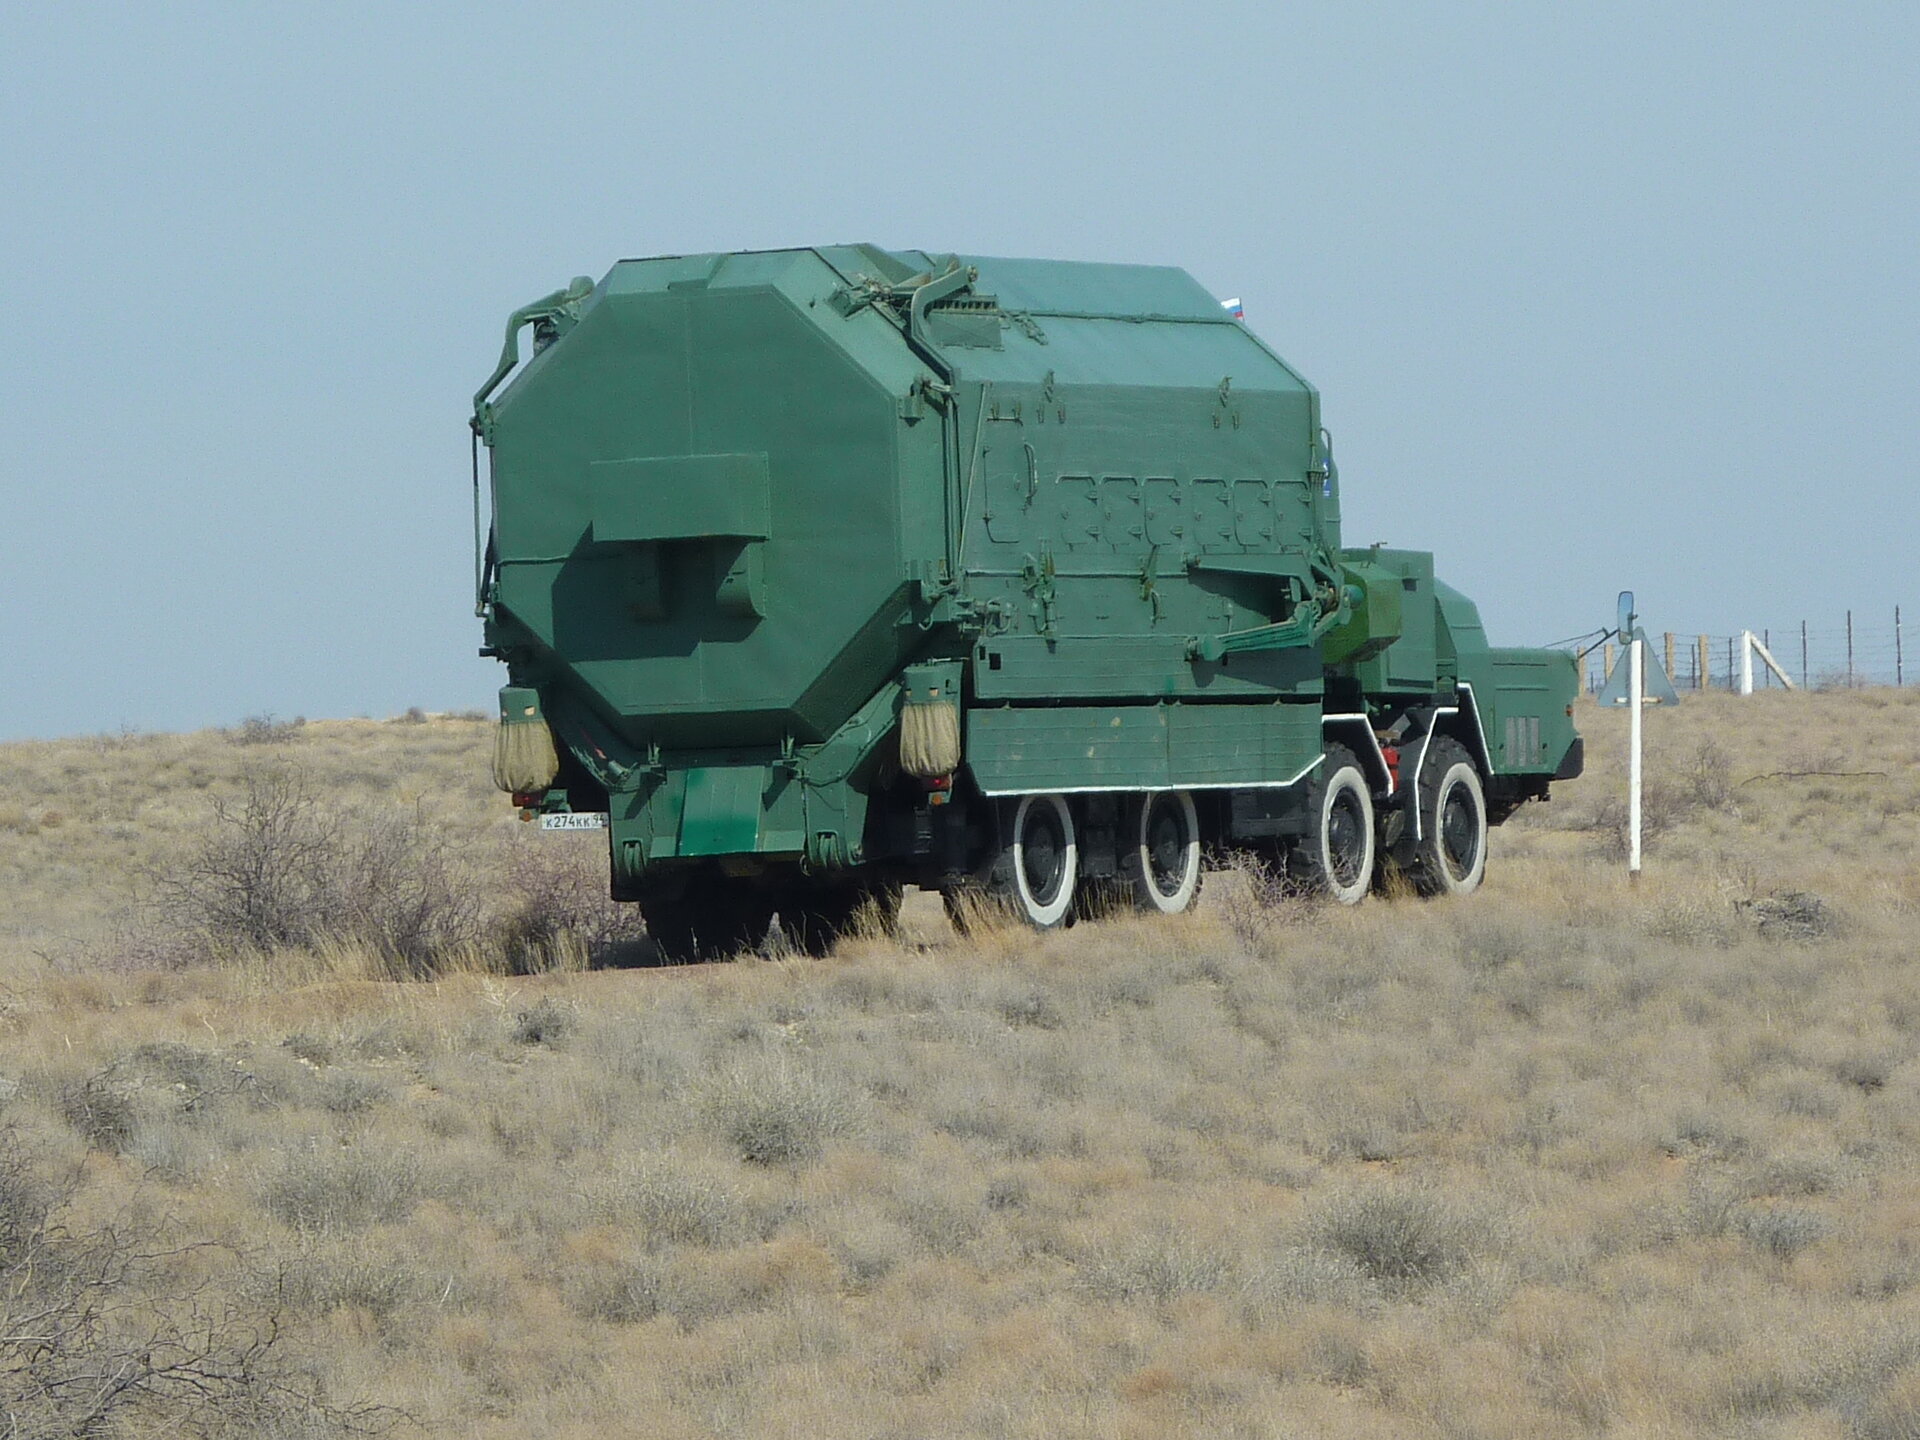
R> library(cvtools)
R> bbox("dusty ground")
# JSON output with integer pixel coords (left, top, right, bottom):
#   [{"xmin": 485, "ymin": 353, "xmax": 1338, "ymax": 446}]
[{"xmin": 1, "ymin": 689, "xmax": 1918, "ymax": 1438}]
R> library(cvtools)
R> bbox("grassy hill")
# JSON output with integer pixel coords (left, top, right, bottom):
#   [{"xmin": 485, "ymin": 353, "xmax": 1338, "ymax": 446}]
[{"xmin": 1, "ymin": 691, "xmax": 1918, "ymax": 1437}]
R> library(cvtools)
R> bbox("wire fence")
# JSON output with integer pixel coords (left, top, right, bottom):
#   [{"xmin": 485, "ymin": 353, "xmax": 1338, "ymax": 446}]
[{"xmin": 1580, "ymin": 609, "xmax": 1910, "ymax": 694}]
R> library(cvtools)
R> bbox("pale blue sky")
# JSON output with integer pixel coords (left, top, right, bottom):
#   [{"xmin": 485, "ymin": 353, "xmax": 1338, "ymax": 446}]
[{"xmin": 3, "ymin": 2, "xmax": 1914, "ymax": 738}]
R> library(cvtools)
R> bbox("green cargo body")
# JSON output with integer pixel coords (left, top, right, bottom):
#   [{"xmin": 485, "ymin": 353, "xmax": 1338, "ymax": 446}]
[{"xmin": 472, "ymin": 246, "xmax": 1581, "ymax": 952}]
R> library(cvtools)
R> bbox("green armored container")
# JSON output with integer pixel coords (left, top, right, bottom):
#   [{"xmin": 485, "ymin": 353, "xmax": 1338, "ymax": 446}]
[{"xmin": 472, "ymin": 246, "xmax": 1582, "ymax": 957}]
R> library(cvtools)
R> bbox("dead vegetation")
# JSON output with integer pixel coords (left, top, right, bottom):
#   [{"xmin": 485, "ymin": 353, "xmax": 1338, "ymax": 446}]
[
  {"xmin": 0, "ymin": 691, "xmax": 1918, "ymax": 1436},
  {"xmin": 0, "ymin": 1120, "xmax": 390, "ymax": 1439}
]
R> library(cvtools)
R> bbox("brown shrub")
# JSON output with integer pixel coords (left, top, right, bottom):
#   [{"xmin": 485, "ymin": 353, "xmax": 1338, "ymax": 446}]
[
  {"xmin": 1302, "ymin": 1183, "xmax": 1499, "ymax": 1293},
  {"xmin": 139, "ymin": 764, "xmax": 483, "ymax": 976},
  {"xmin": 494, "ymin": 839, "xmax": 647, "ymax": 971},
  {"xmin": 0, "ymin": 1124, "xmax": 372, "ymax": 1437}
]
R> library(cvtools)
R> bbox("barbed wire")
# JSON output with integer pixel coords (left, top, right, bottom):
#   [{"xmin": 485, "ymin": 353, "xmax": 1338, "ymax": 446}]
[{"xmin": 1572, "ymin": 610, "xmax": 1910, "ymax": 692}]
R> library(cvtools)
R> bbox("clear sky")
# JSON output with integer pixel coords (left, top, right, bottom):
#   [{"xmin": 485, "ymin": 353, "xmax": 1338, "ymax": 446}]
[{"xmin": 3, "ymin": 2, "xmax": 1914, "ymax": 739}]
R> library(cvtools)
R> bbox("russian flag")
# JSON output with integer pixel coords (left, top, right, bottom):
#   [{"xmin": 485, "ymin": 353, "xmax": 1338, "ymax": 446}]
[{"xmin": 1221, "ymin": 297, "xmax": 1244, "ymax": 320}]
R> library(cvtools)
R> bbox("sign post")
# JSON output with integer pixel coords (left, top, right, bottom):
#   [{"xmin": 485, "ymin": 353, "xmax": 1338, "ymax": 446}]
[
  {"xmin": 1623, "ymin": 595, "xmax": 1642, "ymax": 882},
  {"xmin": 1594, "ymin": 593, "xmax": 1677, "ymax": 880}
]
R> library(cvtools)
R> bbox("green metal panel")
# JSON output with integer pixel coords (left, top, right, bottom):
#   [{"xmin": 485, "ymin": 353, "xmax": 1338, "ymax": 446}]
[
  {"xmin": 1486, "ymin": 651, "xmax": 1580, "ymax": 774},
  {"xmin": 1435, "ymin": 580, "xmax": 1486, "ymax": 693},
  {"xmin": 965, "ymin": 702, "xmax": 1320, "ymax": 795},
  {"xmin": 609, "ymin": 761, "xmax": 812, "ymax": 864},
  {"xmin": 678, "ymin": 766, "xmax": 765, "ymax": 856},
  {"xmin": 600, "ymin": 676, "xmax": 899, "ymax": 873},
  {"xmin": 588, "ymin": 453, "xmax": 771, "ymax": 543},
  {"xmin": 1320, "ymin": 557, "xmax": 1404, "ymax": 666},
  {"xmin": 1366, "ymin": 549, "xmax": 1438, "ymax": 692},
  {"xmin": 973, "ymin": 634, "xmax": 1321, "ymax": 701},
  {"xmin": 486, "ymin": 250, "xmax": 934, "ymax": 750}
]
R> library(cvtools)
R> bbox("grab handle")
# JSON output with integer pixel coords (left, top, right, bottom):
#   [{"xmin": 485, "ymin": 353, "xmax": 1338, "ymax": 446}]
[{"xmin": 471, "ymin": 275, "xmax": 595, "ymax": 426}]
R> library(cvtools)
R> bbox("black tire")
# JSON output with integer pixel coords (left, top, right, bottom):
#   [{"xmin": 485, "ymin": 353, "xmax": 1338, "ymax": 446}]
[
  {"xmin": 991, "ymin": 793, "xmax": 1078, "ymax": 929},
  {"xmin": 1073, "ymin": 876, "xmax": 1136, "ymax": 923},
  {"xmin": 777, "ymin": 880, "xmax": 902, "ymax": 955},
  {"xmin": 942, "ymin": 884, "xmax": 993, "ymax": 936},
  {"xmin": 1124, "ymin": 790, "xmax": 1203, "ymax": 914},
  {"xmin": 639, "ymin": 874, "xmax": 776, "ymax": 963},
  {"xmin": 1407, "ymin": 736, "xmax": 1487, "ymax": 897},
  {"xmin": 855, "ymin": 881, "xmax": 905, "ymax": 939},
  {"xmin": 1293, "ymin": 743, "xmax": 1375, "ymax": 905}
]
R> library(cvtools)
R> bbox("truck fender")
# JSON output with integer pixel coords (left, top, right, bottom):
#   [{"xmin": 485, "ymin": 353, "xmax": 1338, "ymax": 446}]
[
  {"xmin": 1320, "ymin": 713, "xmax": 1393, "ymax": 797},
  {"xmin": 1400, "ymin": 685, "xmax": 1494, "ymax": 843}
]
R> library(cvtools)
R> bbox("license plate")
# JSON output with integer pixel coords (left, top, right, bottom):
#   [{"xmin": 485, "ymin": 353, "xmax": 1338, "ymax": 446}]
[{"xmin": 539, "ymin": 812, "xmax": 608, "ymax": 831}]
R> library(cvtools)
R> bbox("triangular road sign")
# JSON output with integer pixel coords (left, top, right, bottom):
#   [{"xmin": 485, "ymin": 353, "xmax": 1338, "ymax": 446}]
[{"xmin": 1596, "ymin": 627, "xmax": 1681, "ymax": 706}]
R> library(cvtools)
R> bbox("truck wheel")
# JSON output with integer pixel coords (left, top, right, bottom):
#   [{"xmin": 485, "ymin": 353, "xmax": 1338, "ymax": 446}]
[
  {"xmin": 942, "ymin": 885, "xmax": 994, "ymax": 936},
  {"xmin": 997, "ymin": 793, "xmax": 1078, "ymax": 929},
  {"xmin": 1295, "ymin": 744, "xmax": 1374, "ymax": 905},
  {"xmin": 1126, "ymin": 790, "xmax": 1202, "ymax": 914},
  {"xmin": 778, "ymin": 880, "xmax": 902, "ymax": 955},
  {"xmin": 853, "ymin": 881, "xmax": 904, "ymax": 940},
  {"xmin": 640, "ymin": 875, "xmax": 776, "ymax": 963},
  {"xmin": 1408, "ymin": 737, "xmax": 1487, "ymax": 896}
]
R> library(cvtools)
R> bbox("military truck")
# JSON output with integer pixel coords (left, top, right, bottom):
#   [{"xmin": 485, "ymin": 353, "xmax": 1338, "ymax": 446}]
[{"xmin": 471, "ymin": 247, "xmax": 1581, "ymax": 958}]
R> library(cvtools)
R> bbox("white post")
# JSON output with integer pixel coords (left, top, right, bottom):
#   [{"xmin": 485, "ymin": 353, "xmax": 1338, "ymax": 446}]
[
  {"xmin": 1628, "ymin": 637, "xmax": 1643, "ymax": 880},
  {"xmin": 1749, "ymin": 635, "xmax": 1797, "ymax": 690},
  {"xmin": 1740, "ymin": 630, "xmax": 1755, "ymax": 695}
]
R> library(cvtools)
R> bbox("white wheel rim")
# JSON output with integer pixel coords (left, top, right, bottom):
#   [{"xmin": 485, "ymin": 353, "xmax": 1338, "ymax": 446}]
[
  {"xmin": 1321, "ymin": 769, "xmax": 1375, "ymax": 905},
  {"xmin": 1434, "ymin": 763, "xmax": 1486, "ymax": 891},
  {"xmin": 1135, "ymin": 790, "xmax": 1200, "ymax": 913},
  {"xmin": 1012, "ymin": 793, "xmax": 1077, "ymax": 927}
]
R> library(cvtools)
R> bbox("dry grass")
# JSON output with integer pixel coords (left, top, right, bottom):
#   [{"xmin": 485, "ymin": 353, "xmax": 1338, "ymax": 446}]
[
  {"xmin": 1, "ymin": 691, "xmax": 1919, "ymax": 1435},
  {"xmin": 0, "ymin": 712, "xmax": 643, "ymax": 980}
]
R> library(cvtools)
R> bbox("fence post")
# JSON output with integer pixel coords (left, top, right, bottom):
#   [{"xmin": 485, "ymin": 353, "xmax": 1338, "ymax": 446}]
[
  {"xmin": 1697, "ymin": 634, "xmax": 1709, "ymax": 691},
  {"xmin": 1801, "ymin": 620, "xmax": 1808, "ymax": 689},
  {"xmin": 1899, "ymin": 606, "xmax": 1904, "ymax": 687},
  {"xmin": 1847, "ymin": 610, "xmax": 1854, "ymax": 688},
  {"xmin": 1727, "ymin": 636, "xmax": 1735, "ymax": 690},
  {"xmin": 1739, "ymin": 632, "xmax": 1754, "ymax": 695},
  {"xmin": 1603, "ymin": 642, "xmax": 1616, "ymax": 687},
  {"xmin": 1664, "ymin": 632, "xmax": 1675, "ymax": 688},
  {"xmin": 1749, "ymin": 635, "xmax": 1798, "ymax": 690}
]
